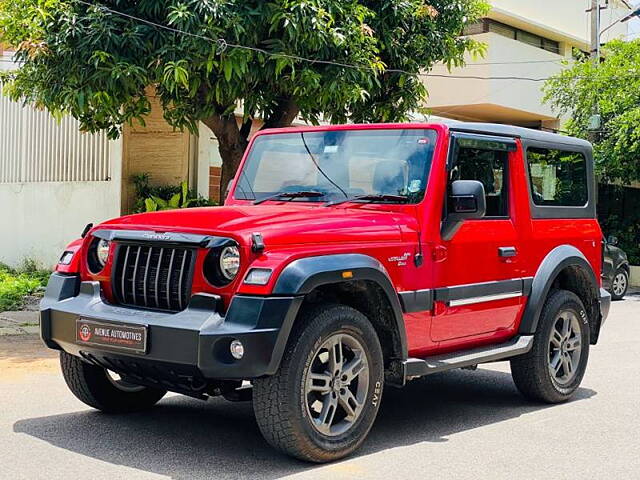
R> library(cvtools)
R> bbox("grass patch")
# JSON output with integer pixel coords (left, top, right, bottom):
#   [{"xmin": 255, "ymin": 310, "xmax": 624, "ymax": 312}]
[{"xmin": 0, "ymin": 260, "xmax": 51, "ymax": 312}]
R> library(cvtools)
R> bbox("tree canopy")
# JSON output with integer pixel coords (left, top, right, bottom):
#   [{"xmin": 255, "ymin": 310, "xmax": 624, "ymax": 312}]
[
  {"xmin": 1, "ymin": 0, "xmax": 488, "ymax": 193},
  {"xmin": 544, "ymin": 40, "xmax": 640, "ymax": 184}
]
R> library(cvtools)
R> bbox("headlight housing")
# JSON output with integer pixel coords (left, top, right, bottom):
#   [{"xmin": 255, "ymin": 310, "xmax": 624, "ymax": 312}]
[
  {"xmin": 219, "ymin": 246, "xmax": 240, "ymax": 280},
  {"xmin": 204, "ymin": 241, "xmax": 241, "ymax": 286},
  {"xmin": 87, "ymin": 238, "xmax": 110, "ymax": 273}
]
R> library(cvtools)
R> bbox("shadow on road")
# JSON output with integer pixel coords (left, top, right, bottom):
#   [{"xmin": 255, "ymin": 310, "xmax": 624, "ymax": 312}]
[{"xmin": 14, "ymin": 367, "xmax": 595, "ymax": 479}]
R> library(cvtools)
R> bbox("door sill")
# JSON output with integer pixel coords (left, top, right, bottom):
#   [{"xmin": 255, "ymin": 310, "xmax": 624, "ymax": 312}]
[{"xmin": 402, "ymin": 335, "xmax": 534, "ymax": 380}]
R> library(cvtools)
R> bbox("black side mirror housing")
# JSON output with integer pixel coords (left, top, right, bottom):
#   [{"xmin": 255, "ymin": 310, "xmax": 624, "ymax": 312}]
[
  {"xmin": 607, "ymin": 235, "xmax": 618, "ymax": 246},
  {"xmin": 441, "ymin": 180, "xmax": 486, "ymax": 241}
]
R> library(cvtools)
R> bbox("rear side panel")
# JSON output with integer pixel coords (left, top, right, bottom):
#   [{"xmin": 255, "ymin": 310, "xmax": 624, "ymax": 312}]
[{"xmin": 520, "ymin": 137, "xmax": 602, "ymax": 281}]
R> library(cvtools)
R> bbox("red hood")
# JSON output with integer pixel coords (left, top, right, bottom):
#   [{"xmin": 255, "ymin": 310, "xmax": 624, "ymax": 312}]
[{"xmin": 100, "ymin": 205, "xmax": 416, "ymax": 246}]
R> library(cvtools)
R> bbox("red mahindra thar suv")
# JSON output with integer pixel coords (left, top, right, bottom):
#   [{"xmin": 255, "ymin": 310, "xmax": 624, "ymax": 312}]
[{"xmin": 41, "ymin": 123, "xmax": 610, "ymax": 462}]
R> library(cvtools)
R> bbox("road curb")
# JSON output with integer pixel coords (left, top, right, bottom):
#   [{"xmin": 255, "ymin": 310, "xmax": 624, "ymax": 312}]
[{"xmin": 0, "ymin": 311, "xmax": 40, "ymax": 336}]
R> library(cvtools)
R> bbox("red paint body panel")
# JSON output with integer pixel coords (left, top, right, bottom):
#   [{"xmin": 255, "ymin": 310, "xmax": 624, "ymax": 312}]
[{"xmin": 55, "ymin": 123, "xmax": 603, "ymax": 360}]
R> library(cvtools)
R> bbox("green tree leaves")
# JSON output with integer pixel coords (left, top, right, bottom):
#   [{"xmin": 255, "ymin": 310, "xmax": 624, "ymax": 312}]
[
  {"xmin": 544, "ymin": 40, "xmax": 640, "ymax": 183},
  {"xmin": 0, "ymin": 0, "xmax": 488, "ymax": 196}
]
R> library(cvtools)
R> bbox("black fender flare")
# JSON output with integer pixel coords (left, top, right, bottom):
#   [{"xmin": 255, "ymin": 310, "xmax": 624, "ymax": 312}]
[
  {"xmin": 273, "ymin": 254, "xmax": 407, "ymax": 360},
  {"xmin": 519, "ymin": 245, "xmax": 599, "ymax": 334}
]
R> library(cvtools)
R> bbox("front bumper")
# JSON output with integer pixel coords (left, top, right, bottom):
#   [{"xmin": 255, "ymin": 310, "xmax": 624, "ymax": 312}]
[{"xmin": 40, "ymin": 273, "xmax": 303, "ymax": 386}]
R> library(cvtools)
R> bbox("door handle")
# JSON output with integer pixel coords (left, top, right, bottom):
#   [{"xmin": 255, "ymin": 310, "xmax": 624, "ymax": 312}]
[{"xmin": 498, "ymin": 246, "xmax": 517, "ymax": 258}]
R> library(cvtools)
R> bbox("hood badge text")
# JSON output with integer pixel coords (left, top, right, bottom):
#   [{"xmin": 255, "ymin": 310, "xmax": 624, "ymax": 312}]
[{"xmin": 143, "ymin": 232, "xmax": 172, "ymax": 241}]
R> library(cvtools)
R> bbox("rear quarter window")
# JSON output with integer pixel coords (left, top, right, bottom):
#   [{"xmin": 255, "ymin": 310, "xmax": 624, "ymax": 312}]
[{"xmin": 526, "ymin": 147, "xmax": 588, "ymax": 207}]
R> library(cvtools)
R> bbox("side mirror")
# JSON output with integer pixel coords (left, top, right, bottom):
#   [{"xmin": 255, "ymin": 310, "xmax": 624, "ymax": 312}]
[
  {"xmin": 441, "ymin": 180, "xmax": 486, "ymax": 241},
  {"xmin": 607, "ymin": 235, "xmax": 618, "ymax": 246}
]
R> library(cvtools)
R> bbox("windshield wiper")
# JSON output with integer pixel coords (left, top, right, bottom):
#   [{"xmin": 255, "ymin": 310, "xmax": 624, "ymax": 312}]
[
  {"xmin": 253, "ymin": 190, "xmax": 326, "ymax": 205},
  {"xmin": 325, "ymin": 194, "xmax": 408, "ymax": 207}
]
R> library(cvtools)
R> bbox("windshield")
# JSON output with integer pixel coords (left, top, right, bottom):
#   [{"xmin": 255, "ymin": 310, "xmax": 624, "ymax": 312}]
[{"xmin": 234, "ymin": 129, "xmax": 438, "ymax": 204}]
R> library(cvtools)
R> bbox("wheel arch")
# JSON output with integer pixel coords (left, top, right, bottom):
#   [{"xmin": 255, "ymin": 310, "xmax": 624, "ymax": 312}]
[
  {"xmin": 273, "ymin": 254, "xmax": 407, "ymax": 366},
  {"xmin": 618, "ymin": 261, "xmax": 630, "ymax": 274},
  {"xmin": 520, "ymin": 245, "xmax": 600, "ymax": 343}
]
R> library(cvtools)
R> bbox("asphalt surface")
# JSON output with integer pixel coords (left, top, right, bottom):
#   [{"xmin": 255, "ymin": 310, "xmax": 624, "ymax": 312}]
[{"xmin": 1, "ymin": 295, "xmax": 639, "ymax": 480}]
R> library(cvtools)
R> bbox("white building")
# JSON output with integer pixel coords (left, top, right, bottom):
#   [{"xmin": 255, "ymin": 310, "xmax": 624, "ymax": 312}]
[
  {"xmin": 0, "ymin": 49, "xmax": 192, "ymax": 268},
  {"xmin": 424, "ymin": 0, "xmax": 632, "ymax": 128}
]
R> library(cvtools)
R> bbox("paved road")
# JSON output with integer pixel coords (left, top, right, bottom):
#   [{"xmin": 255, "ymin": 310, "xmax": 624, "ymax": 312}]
[{"xmin": 1, "ymin": 295, "xmax": 639, "ymax": 480}]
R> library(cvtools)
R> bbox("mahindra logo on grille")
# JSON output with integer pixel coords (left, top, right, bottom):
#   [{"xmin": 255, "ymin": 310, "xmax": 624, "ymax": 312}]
[{"xmin": 143, "ymin": 233, "xmax": 172, "ymax": 241}]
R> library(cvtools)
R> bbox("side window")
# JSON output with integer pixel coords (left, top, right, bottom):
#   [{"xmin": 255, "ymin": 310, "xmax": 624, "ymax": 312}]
[
  {"xmin": 451, "ymin": 147, "xmax": 509, "ymax": 218},
  {"xmin": 526, "ymin": 148, "xmax": 587, "ymax": 207}
]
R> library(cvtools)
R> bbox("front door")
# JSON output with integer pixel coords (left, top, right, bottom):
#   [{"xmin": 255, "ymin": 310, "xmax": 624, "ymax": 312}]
[{"xmin": 431, "ymin": 134, "xmax": 525, "ymax": 343}]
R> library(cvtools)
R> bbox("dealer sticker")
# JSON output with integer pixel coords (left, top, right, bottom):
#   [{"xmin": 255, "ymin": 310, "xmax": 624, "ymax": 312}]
[{"xmin": 76, "ymin": 319, "xmax": 147, "ymax": 354}]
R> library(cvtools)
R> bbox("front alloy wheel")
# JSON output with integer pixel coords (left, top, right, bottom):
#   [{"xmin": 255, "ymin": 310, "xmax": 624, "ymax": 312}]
[
  {"xmin": 305, "ymin": 333, "xmax": 369, "ymax": 436},
  {"xmin": 60, "ymin": 352, "xmax": 166, "ymax": 413},
  {"xmin": 253, "ymin": 304, "xmax": 384, "ymax": 463}
]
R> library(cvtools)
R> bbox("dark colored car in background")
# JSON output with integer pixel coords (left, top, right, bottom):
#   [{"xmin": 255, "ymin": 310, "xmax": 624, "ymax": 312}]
[{"xmin": 603, "ymin": 236, "xmax": 630, "ymax": 300}]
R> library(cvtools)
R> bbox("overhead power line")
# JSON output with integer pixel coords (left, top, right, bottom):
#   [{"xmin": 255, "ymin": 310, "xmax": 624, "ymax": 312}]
[
  {"xmin": 9, "ymin": 0, "xmax": 634, "ymax": 85},
  {"xmin": 72, "ymin": 1, "xmax": 565, "ymax": 80},
  {"xmin": 73, "ymin": 0, "xmax": 412, "ymax": 74}
]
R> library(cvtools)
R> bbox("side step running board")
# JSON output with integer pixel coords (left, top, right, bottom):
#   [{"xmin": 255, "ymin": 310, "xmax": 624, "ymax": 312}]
[{"xmin": 402, "ymin": 335, "xmax": 534, "ymax": 380}]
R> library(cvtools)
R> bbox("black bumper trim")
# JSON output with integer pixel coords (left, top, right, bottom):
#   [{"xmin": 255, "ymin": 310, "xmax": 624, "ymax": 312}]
[
  {"xmin": 599, "ymin": 287, "xmax": 611, "ymax": 322},
  {"xmin": 40, "ymin": 273, "xmax": 303, "ymax": 380},
  {"xmin": 592, "ymin": 287, "xmax": 611, "ymax": 345}
]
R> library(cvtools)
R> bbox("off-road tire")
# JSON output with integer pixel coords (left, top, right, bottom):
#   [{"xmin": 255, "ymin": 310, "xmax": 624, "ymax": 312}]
[
  {"xmin": 511, "ymin": 290, "xmax": 590, "ymax": 403},
  {"xmin": 611, "ymin": 267, "xmax": 629, "ymax": 301},
  {"xmin": 252, "ymin": 304, "xmax": 384, "ymax": 463},
  {"xmin": 60, "ymin": 351, "xmax": 166, "ymax": 413}
]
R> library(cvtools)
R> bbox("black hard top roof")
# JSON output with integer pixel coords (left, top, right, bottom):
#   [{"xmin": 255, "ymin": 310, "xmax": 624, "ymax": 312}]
[{"xmin": 448, "ymin": 122, "xmax": 592, "ymax": 150}]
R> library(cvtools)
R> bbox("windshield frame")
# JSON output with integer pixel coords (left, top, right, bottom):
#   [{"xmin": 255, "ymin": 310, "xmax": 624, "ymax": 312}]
[{"xmin": 229, "ymin": 124, "xmax": 442, "ymax": 207}]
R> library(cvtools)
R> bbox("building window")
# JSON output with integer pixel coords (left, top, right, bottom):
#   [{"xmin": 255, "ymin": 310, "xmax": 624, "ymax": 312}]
[
  {"xmin": 463, "ymin": 19, "xmax": 560, "ymax": 55},
  {"xmin": 526, "ymin": 148, "xmax": 588, "ymax": 207}
]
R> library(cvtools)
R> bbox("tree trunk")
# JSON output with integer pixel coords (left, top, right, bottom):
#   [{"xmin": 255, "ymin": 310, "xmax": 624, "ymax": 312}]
[
  {"xmin": 202, "ymin": 98, "xmax": 299, "ymax": 202},
  {"xmin": 202, "ymin": 113, "xmax": 250, "ymax": 203}
]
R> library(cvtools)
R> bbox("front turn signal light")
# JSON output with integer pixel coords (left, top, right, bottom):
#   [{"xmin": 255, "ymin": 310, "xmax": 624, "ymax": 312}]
[
  {"xmin": 244, "ymin": 268, "xmax": 273, "ymax": 286},
  {"xmin": 58, "ymin": 251, "xmax": 75, "ymax": 265}
]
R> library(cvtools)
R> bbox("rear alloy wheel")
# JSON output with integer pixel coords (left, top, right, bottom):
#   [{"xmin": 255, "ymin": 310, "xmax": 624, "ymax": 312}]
[
  {"xmin": 611, "ymin": 268, "xmax": 628, "ymax": 300},
  {"xmin": 511, "ymin": 290, "xmax": 590, "ymax": 403},
  {"xmin": 548, "ymin": 310, "xmax": 583, "ymax": 387},
  {"xmin": 253, "ymin": 304, "xmax": 384, "ymax": 463}
]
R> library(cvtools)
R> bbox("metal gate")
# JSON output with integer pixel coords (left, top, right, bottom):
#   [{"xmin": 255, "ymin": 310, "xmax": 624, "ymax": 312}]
[{"xmin": 0, "ymin": 92, "xmax": 110, "ymax": 184}]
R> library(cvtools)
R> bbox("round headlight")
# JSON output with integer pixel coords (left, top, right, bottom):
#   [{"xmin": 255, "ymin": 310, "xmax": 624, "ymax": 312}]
[
  {"xmin": 219, "ymin": 246, "xmax": 240, "ymax": 280},
  {"xmin": 87, "ymin": 237, "xmax": 110, "ymax": 274},
  {"xmin": 96, "ymin": 239, "xmax": 110, "ymax": 267}
]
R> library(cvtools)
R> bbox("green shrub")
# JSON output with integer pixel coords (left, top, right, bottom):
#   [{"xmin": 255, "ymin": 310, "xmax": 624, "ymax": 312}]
[
  {"xmin": 0, "ymin": 261, "xmax": 50, "ymax": 311},
  {"xmin": 131, "ymin": 173, "xmax": 216, "ymax": 213}
]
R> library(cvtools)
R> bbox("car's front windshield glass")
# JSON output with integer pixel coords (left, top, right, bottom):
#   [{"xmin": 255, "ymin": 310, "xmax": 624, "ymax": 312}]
[{"xmin": 235, "ymin": 129, "xmax": 438, "ymax": 204}]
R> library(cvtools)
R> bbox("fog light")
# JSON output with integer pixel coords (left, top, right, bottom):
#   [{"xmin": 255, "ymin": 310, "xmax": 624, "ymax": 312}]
[{"xmin": 230, "ymin": 340, "xmax": 244, "ymax": 360}]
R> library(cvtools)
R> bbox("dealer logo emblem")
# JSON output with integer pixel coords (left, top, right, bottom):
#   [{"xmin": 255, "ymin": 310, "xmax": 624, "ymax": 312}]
[{"xmin": 79, "ymin": 324, "xmax": 92, "ymax": 342}]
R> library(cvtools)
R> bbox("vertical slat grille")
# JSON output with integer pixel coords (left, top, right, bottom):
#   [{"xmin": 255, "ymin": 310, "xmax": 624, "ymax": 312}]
[{"xmin": 112, "ymin": 244, "xmax": 194, "ymax": 312}]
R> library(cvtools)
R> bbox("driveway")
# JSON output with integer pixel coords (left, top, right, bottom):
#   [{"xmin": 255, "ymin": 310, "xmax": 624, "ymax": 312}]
[{"xmin": 1, "ymin": 294, "xmax": 639, "ymax": 479}]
